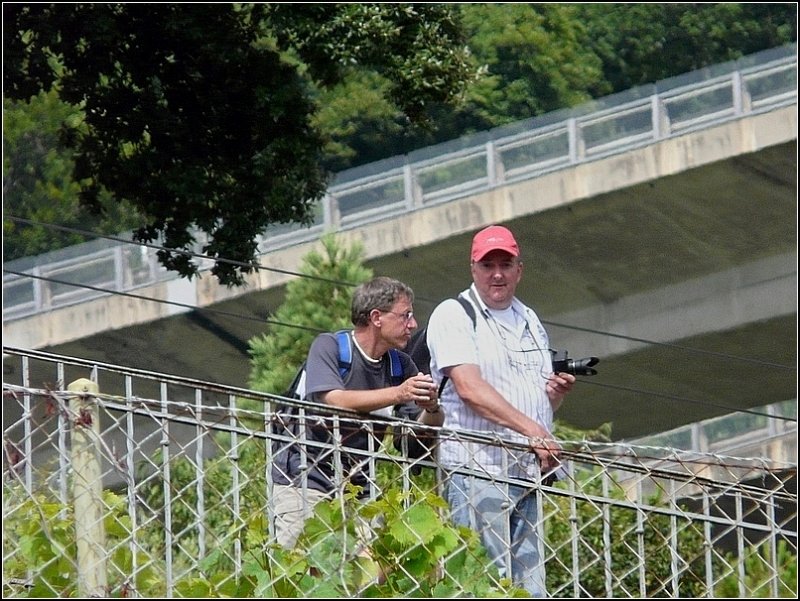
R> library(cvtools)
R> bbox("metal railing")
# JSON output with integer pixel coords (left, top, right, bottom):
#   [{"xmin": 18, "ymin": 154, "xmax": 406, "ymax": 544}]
[
  {"xmin": 3, "ymin": 44, "xmax": 797, "ymax": 322},
  {"xmin": 630, "ymin": 399, "xmax": 797, "ymax": 459},
  {"xmin": 3, "ymin": 346, "xmax": 796, "ymax": 598}
]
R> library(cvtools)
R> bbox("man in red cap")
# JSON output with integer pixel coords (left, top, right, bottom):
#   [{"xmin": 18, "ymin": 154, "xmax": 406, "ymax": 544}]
[{"xmin": 426, "ymin": 224, "xmax": 575, "ymax": 596}]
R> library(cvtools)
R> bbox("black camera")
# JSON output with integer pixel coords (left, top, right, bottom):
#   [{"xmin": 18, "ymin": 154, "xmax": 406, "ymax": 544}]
[{"xmin": 551, "ymin": 349, "xmax": 599, "ymax": 376}]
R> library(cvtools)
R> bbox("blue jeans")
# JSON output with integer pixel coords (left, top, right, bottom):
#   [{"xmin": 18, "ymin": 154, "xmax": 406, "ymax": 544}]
[{"xmin": 445, "ymin": 472, "xmax": 546, "ymax": 597}]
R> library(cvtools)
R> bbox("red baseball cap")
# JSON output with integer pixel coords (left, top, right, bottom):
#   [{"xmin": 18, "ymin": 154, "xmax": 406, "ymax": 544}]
[{"xmin": 471, "ymin": 225, "xmax": 520, "ymax": 262}]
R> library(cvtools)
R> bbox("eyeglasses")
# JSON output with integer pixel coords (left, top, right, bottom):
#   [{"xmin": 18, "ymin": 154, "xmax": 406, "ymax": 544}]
[{"xmin": 383, "ymin": 309, "xmax": 415, "ymax": 323}]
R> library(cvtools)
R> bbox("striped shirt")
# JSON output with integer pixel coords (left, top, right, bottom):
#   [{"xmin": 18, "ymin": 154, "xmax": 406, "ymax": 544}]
[{"xmin": 426, "ymin": 284, "xmax": 553, "ymax": 478}]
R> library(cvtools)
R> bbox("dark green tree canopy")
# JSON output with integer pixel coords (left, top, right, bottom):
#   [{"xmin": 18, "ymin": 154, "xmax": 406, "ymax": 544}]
[
  {"xmin": 3, "ymin": 3, "xmax": 476, "ymax": 285},
  {"xmin": 576, "ymin": 3, "xmax": 797, "ymax": 92},
  {"xmin": 5, "ymin": 3, "xmax": 794, "ymax": 277},
  {"xmin": 2, "ymin": 90, "xmax": 143, "ymax": 259}
]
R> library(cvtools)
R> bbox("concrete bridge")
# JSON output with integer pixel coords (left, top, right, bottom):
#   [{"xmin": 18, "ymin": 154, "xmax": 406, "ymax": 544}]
[{"xmin": 3, "ymin": 44, "xmax": 797, "ymax": 440}]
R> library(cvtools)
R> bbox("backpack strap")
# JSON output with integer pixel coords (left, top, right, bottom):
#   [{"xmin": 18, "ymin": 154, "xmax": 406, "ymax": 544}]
[
  {"xmin": 456, "ymin": 294, "xmax": 477, "ymax": 328},
  {"xmin": 387, "ymin": 348, "xmax": 403, "ymax": 385},
  {"xmin": 285, "ymin": 361, "xmax": 308, "ymax": 400},
  {"xmin": 337, "ymin": 329, "xmax": 402, "ymax": 385},
  {"xmin": 335, "ymin": 330, "xmax": 352, "ymax": 378},
  {"xmin": 437, "ymin": 294, "xmax": 477, "ymax": 396}
]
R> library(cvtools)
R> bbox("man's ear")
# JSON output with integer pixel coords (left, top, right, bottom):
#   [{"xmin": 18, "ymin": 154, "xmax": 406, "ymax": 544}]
[{"xmin": 369, "ymin": 308, "xmax": 382, "ymax": 327}]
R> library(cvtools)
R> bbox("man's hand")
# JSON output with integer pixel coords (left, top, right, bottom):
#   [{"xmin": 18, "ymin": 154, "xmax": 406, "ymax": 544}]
[
  {"xmin": 402, "ymin": 372, "xmax": 439, "ymax": 412},
  {"xmin": 546, "ymin": 372, "xmax": 575, "ymax": 410},
  {"xmin": 546, "ymin": 371, "xmax": 575, "ymax": 398},
  {"xmin": 528, "ymin": 435, "xmax": 562, "ymax": 473}
]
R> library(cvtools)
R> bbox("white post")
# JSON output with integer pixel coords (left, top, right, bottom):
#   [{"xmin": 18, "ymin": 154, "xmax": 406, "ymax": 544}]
[{"xmin": 68, "ymin": 378, "xmax": 108, "ymax": 597}]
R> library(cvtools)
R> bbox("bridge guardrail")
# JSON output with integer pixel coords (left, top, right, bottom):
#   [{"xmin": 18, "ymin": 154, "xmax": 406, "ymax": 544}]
[{"xmin": 3, "ymin": 44, "xmax": 797, "ymax": 322}]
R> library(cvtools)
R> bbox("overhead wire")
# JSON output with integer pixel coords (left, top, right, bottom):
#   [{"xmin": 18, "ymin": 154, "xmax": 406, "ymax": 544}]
[
  {"xmin": 6, "ymin": 215, "xmax": 795, "ymax": 370},
  {"xmin": 5, "ymin": 215, "xmax": 352, "ymax": 287},
  {"xmin": 2, "ymin": 268, "xmax": 325, "ymax": 334},
  {"xmin": 542, "ymin": 319, "xmax": 794, "ymax": 370},
  {"xmin": 3, "ymin": 215, "xmax": 796, "ymax": 424},
  {"xmin": 583, "ymin": 379, "xmax": 795, "ymax": 423}
]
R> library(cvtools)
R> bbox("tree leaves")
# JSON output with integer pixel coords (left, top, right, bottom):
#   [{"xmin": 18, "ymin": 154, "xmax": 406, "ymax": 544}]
[{"xmin": 3, "ymin": 4, "xmax": 476, "ymax": 286}]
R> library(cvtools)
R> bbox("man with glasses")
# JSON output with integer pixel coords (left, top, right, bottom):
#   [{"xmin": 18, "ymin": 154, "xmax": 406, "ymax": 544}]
[
  {"xmin": 425, "ymin": 225, "xmax": 576, "ymax": 597},
  {"xmin": 272, "ymin": 276, "xmax": 444, "ymax": 552}
]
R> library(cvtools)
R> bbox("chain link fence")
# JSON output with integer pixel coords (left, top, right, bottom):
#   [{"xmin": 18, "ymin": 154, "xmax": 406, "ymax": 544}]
[{"xmin": 3, "ymin": 347, "xmax": 796, "ymax": 597}]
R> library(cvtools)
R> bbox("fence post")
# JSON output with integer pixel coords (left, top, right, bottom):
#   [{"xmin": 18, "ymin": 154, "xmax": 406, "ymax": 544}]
[{"xmin": 68, "ymin": 378, "xmax": 108, "ymax": 597}]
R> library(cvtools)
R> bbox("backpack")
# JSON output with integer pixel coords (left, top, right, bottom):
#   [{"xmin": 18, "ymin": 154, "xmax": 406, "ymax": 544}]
[
  {"xmin": 272, "ymin": 330, "xmax": 405, "ymax": 486},
  {"xmin": 284, "ymin": 329, "xmax": 403, "ymax": 400}
]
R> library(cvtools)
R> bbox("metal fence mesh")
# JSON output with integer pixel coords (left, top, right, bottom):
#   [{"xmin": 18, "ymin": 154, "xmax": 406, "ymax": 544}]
[{"xmin": 3, "ymin": 347, "xmax": 796, "ymax": 598}]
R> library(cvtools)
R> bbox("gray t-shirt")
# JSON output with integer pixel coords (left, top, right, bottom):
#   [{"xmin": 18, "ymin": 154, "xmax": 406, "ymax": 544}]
[{"xmin": 272, "ymin": 331, "xmax": 420, "ymax": 496}]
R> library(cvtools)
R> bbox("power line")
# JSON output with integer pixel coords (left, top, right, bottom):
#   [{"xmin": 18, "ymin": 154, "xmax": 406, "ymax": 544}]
[
  {"xmin": 578, "ymin": 379, "xmax": 796, "ymax": 423},
  {"xmin": 4, "ymin": 267, "xmax": 795, "ymax": 425},
  {"xmin": 5, "ymin": 215, "xmax": 355, "ymax": 288},
  {"xmin": 3, "ymin": 269, "xmax": 324, "ymax": 334},
  {"xmin": 6, "ymin": 214, "xmax": 794, "ymax": 371},
  {"xmin": 543, "ymin": 320, "xmax": 794, "ymax": 370}
]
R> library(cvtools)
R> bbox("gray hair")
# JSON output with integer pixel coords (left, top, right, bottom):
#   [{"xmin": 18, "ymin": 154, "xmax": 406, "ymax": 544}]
[{"xmin": 351, "ymin": 276, "xmax": 415, "ymax": 327}]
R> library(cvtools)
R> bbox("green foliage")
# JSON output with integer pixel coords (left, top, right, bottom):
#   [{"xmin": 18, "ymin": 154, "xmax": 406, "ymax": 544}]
[
  {"xmin": 3, "ymin": 4, "xmax": 477, "ymax": 284},
  {"xmin": 134, "ymin": 441, "xmax": 270, "ymax": 572},
  {"xmin": 3, "ymin": 90, "xmax": 142, "ymax": 261},
  {"xmin": 576, "ymin": 4, "xmax": 797, "ymax": 93},
  {"xmin": 714, "ymin": 539, "xmax": 798, "ymax": 598},
  {"xmin": 2, "ymin": 484, "xmax": 162, "ymax": 598},
  {"xmin": 247, "ymin": 233, "xmax": 372, "ymax": 396},
  {"xmin": 553, "ymin": 419, "xmax": 613, "ymax": 443},
  {"xmin": 545, "ymin": 471, "xmax": 710, "ymax": 597},
  {"xmin": 317, "ymin": 3, "xmax": 609, "ymax": 168},
  {"xmin": 262, "ymin": 486, "xmax": 529, "ymax": 598},
  {"xmin": 459, "ymin": 4, "xmax": 606, "ymax": 123},
  {"xmin": 127, "ymin": 440, "xmax": 530, "ymax": 597},
  {"xmin": 376, "ymin": 434, "xmax": 439, "ymax": 495},
  {"xmin": 265, "ymin": 4, "xmax": 477, "ymax": 125},
  {"xmin": 6, "ymin": 3, "xmax": 331, "ymax": 287},
  {"xmin": 6, "ymin": 465, "xmax": 796, "ymax": 598},
  {"xmin": 545, "ymin": 476, "xmax": 705, "ymax": 597},
  {"xmin": 313, "ymin": 71, "xmax": 414, "ymax": 172}
]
